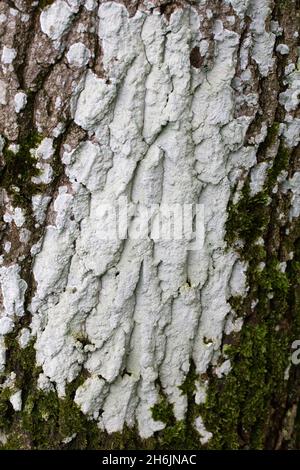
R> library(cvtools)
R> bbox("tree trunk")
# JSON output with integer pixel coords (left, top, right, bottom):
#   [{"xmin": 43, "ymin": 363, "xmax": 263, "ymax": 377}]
[{"xmin": 0, "ymin": 0, "xmax": 299, "ymax": 450}]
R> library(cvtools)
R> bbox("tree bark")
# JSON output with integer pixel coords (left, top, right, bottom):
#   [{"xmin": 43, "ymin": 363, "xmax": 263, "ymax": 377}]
[{"xmin": 0, "ymin": 0, "xmax": 299, "ymax": 450}]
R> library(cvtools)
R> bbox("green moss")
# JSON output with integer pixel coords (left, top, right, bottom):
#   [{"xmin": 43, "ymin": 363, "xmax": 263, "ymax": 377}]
[
  {"xmin": 277, "ymin": 0, "xmax": 296, "ymax": 9},
  {"xmin": 256, "ymin": 259, "xmax": 290, "ymax": 301},
  {"xmin": 179, "ymin": 363, "xmax": 198, "ymax": 396},
  {"xmin": 158, "ymin": 421, "xmax": 188, "ymax": 448},
  {"xmin": 152, "ymin": 396, "xmax": 174, "ymax": 424},
  {"xmin": 226, "ymin": 125, "xmax": 291, "ymax": 247},
  {"xmin": 151, "ymin": 364, "xmax": 200, "ymax": 449},
  {"xmin": 266, "ymin": 142, "xmax": 291, "ymax": 191},
  {"xmin": 200, "ymin": 317, "xmax": 291, "ymax": 449},
  {"xmin": 226, "ymin": 183, "xmax": 269, "ymax": 246},
  {"xmin": 1, "ymin": 335, "xmax": 90, "ymax": 449},
  {"xmin": 199, "ymin": 123, "xmax": 299, "ymax": 448},
  {"xmin": 0, "ymin": 131, "xmax": 46, "ymax": 208},
  {"xmin": 0, "ymin": 388, "xmax": 14, "ymax": 429},
  {"xmin": 151, "ymin": 390, "xmax": 187, "ymax": 449},
  {"xmin": 2, "ymin": 324, "xmax": 195, "ymax": 449},
  {"xmin": 258, "ymin": 121, "xmax": 280, "ymax": 154},
  {"xmin": 0, "ymin": 342, "xmax": 101, "ymax": 450},
  {"xmin": 1, "ymin": 336, "xmax": 154, "ymax": 449}
]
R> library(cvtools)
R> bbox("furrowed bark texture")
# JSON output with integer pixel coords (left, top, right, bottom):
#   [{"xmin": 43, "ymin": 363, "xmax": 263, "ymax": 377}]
[{"xmin": 0, "ymin": 0, "xmax": 299, "ymax": 450}]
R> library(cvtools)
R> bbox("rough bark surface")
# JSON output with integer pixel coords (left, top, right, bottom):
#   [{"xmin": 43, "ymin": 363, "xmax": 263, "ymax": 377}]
[{"xmin": 0, "ymin": 0, "xmax": 299, "ymax": 450}]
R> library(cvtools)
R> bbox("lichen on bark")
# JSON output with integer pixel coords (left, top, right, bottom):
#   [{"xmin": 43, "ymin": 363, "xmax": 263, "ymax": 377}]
[{"xmin": 0, "ymin": 0, "xmax": 299, "ymax": 450}]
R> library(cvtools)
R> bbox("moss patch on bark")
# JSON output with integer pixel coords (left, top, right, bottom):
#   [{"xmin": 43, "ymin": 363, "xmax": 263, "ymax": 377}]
[
  {"xmin": 199, "ymin": 124, "xmax": 300, "ymax": 449},
  {"xmin": 0, "ymin": 131, "xmax": 45, "ymax": 208}
]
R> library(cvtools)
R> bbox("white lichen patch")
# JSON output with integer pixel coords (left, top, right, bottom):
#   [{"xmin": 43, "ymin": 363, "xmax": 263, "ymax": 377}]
[
  {"xmin": 66, "ymin": 42, "xmax": 91, "ymax": 67},
  {"xmin": 214, "ymin": 359, "xmax": 232, "ymax": 378},
  {"xmin": 1, "ymin": 46, "xmax": 17, "ymax": 64},
  {"xmin": 74, "ymin": 376, "xmax": 107, "ymax": 418},
  {"xmin": 0, "ymin": 265, "xmax": 27, "ymax": 371},
  {"xmin": 282, "ymin": 117, "xmax": 300, "ymax": 149},
  {"xmin": 84, "ymin": 0, "xmax": 96, "ymax": 10},
  {"xmin": 32, "ymin": 194, "xmax": 51, "ymax": 224},
  {"xmin": 0, "ymin": 264, "xmax": 27, "ymax": 318},
  {"xmin": 225, "ymin": 0, "xmax": 250, "ymax": 18},
  {"xmin": 31, "ymin": 162, "xmax": 53, "ymax": 185},
  {"xmin": 195, "ymin": 380, "xmax": 209, "ymax": 405},
  {"xmin": 0, "ymin": 317, "xmax": 14, "ymax": 335},
  {"xmin": 276, "ymin": 43, "xmax": 289, "ymax": 55},
  {"xmin": 0, "ymin": 337, "xmax": 5, "ymax": 373},
  {"xmin": 248, "ymin": 0, "xmax": 275, "ymax": 77},
  {"xmin": 18, "ymin": 328, "xmax": 32, "ymax": 349},
  {"xmin": 62, "ymin": 433, "xmax": 77, "ymax": 444},
  {"xmin": 280, "ymin": 69, "xmax": 300, "ymax": 113},
  {"xmin": 37, "ymin": 373, "xmax": 54, "ymax": 393},
  {"xmin": 194, "ymin": 416, "xmax": 213, "ymax": 445},
  {"xmin": 282, "ymin": 172, "xmax": 300, "ymax": 220},
  {"xmin": 4, "ymin": 242, "xmax": 11, "ymax": 253},
  {"xmin": 36, "ymin": 138, "xmax": 55, "ymax": 160},
  {"xmin": 4, "ymin": 207, "xmax": 26, "ymax": 228},
  {"xmin": 14, "ymin": 92, "xmax": 27, "ymax": 113},
  {"xmin": 40, "ymin": 0, "xmax": 74, "ymax": 41},
  {"xmin": 0, "ymin": 80, "xmax": 8, "ymax": 105},
  {"xmin": 9, "ymin": 390, "xmax": 22, "ymax": 412},
  {"xmin": 250, "ymin": 162, "xmax": 271, "ymax": 196}
]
